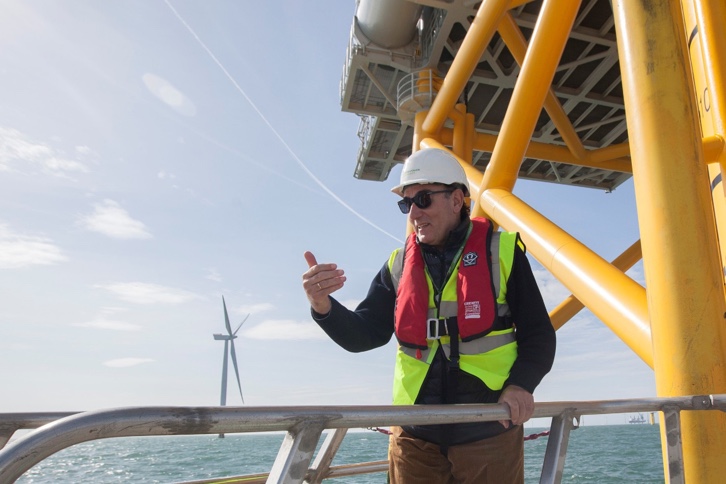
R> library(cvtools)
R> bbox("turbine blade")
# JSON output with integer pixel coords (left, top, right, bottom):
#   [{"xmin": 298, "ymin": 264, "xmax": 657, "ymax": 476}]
[
  {"xmin": 233, "ymin": 313, "xmax": 250, "ymax": 336},
  {"xmin": 229, "ymin": 340, "xmax": 244, "ymax": 404},
  {"xmin": 222, "ymin": 296, "xmax": 233, "ymax": 335}
]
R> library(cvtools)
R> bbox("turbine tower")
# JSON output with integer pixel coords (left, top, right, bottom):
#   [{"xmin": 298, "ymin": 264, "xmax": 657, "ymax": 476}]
[{"xmin": 213, "ymin": 296, "xmax": 248, "ymax": 408}]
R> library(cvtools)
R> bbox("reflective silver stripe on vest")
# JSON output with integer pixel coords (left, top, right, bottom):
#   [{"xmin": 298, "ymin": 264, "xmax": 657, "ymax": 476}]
[
  {"xmin": 399, "ymin": 331, "xmax": 515, "ymax": 360},
  {"xmin": 490, "ymin": 232, "xmax": 510, "ymax": 318},
  {"xmin": 498, "ymin": 303, "xmax": 510, "ymax": 317},
  {"xmin": 443, "ymin": 332, "xmax": 515, "ymax": 356},
  {"xmin": 490, "ymin": 231, "xmax": 501, "ymax": 301},
  {"xmin": 391, "ymin": 248, "xmax": 403, "ymax": 290},
  {"xmin": 437, "ymin": 301, "xmax": 456, "ymax": 318},
  {"xmin": 400, "ymin": 345, "xmax": 433, "ymax": 361}
]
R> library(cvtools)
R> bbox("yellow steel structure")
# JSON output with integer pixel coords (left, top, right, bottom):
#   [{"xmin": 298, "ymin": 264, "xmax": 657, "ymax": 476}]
[
  {"xmin": 612, "ymin": 1, "xmax": 726, "ymax": 482},
  {"xmin": 682, "ymin": 0, "xmax": 726, "ymax": 279},
  {"xmin": 404, "ymin": 0, "xmax": 726, "ymax": 480}
]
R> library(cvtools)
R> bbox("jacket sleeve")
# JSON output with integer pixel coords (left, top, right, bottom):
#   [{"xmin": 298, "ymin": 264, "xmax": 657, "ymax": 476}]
[
  {"xmin": 503, "ymin": 246, "xmax": 556, "ymax": 394},
  {"xmin": 311, "ymin": 261, "xmax": 396, "ymax": 353}
]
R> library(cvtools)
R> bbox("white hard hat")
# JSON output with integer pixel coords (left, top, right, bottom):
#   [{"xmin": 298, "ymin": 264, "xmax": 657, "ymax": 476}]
[{"xmin": 391, "ymin": 148, "xmax": 470, "ymax": 196}]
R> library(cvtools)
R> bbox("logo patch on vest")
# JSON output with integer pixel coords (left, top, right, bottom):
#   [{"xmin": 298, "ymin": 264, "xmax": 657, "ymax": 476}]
[
  {"xmin": 462, "ymin": 251, "xmax": 478, "ymax": 267},
  {"xmin": 464, "ymin": 301, "xmax": 481, "ymax": 319}
]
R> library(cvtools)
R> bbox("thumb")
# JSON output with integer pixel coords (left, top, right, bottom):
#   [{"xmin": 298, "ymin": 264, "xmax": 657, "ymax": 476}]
[{"xmin": 304, "ymin": 251, "xmax": 318, "ymax": 268}]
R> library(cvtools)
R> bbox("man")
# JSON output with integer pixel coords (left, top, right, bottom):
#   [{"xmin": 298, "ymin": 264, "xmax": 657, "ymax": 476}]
[{"xmin": 302, "ymin": 147, "xmax": 555, "ymax": 483}]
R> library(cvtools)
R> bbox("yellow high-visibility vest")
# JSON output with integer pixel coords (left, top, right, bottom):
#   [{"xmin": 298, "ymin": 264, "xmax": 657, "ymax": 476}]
[{"xmin": 388, "ymin": 228, "xmax": 522, "ymax": 405}]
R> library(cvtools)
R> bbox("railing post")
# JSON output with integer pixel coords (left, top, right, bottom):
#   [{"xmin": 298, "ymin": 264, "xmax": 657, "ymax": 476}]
[
  {"xmin": 267, "ymin": 422, "xmax": 325, "ymax": 484},
  {"xmin": 661, "ymin": 405, "xmax": 685, "ymax": 484},
  {"xmin": 0, "ymin": 430, "xmax": 14, "ymax": 450},
  {"xmin": 306, "ymin": 428, "xmax": 348, "ymax": 484},
  {"xmin": 539, "ymin": 409, "xmax": 577, "ymax": 484}
]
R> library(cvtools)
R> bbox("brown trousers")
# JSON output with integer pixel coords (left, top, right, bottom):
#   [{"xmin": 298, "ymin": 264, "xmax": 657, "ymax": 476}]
[{"xmin": 387, "ymin": 425, "xmax": 524, "ymax": 484}]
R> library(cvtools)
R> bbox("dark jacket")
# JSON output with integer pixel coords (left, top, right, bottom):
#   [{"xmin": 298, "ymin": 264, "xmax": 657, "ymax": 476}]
[{"xmin": 312, "ymin": 219, "xmax": 556, "ymax": 446}]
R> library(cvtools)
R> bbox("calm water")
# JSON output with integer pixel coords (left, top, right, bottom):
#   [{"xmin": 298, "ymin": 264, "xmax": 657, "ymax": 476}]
[{"xmin": 13, "ymin": 425, "xmax": 664, "ymax": 483}]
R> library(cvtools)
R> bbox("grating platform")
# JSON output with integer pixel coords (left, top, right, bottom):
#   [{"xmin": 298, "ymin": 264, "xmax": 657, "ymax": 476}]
[{"xmin": 339, "ymin": 0, "xmax": 631, "ymax": 191}]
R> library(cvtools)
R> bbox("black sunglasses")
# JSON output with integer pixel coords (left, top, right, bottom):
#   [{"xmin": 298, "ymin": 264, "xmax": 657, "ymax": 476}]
[{"xmin": 397, "ymin": 189, "xmax": 454, "ymax": 214}]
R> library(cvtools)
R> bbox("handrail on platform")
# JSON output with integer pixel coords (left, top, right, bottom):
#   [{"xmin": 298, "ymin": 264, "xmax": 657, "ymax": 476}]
[{"xmin": 1, "ymin": 394, "xmax": 725, "ymax": 484}]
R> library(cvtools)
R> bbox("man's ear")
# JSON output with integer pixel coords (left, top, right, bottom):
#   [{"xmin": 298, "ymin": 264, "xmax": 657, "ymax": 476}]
[{"xmin": 452, "ymin": 188, "xmax": 465, "ymax": 212}]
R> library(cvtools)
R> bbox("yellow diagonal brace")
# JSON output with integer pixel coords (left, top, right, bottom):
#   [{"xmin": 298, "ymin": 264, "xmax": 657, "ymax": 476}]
[
  {"xmin": 498, "ymin": 12, "xmax": 587, "ymax": 161},
  {"xmin": 481, "ymin": 188, "xmax": 652, "ymax": 367},
  {"xmin": 421, "ymin": 0, "xmax": 512, "ymax": 136},
  {"xmin": 475, "ymin": 0, "xmax": 582, "ymax": 205},
  {"xmin": 421, "ymin": 138, "xmax": 653, "ymax": 367},
  {"xmin": 471, "ymin": 131, "xmax": 632, "ymax": 172},
  {"xmin": 550, "ymin": 240, "xmax": 642, "ymax": 330}
]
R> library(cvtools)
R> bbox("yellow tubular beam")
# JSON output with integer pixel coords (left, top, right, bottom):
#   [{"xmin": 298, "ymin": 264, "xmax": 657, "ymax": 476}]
[
  {"xmin": 421, "ymin": 138, "xmax": 653, "ymax": 366},
  {"xmin": 587, "ymin": 142, "xmax": 631, "ymax": 164},
  {"xmin": 703, "ymin": 135, "xmax": 725, "ymax": 163},
  {"xmin": 465, "ymin": 112, "xmax": 475, "ymax": 165},
  {"xmin": 481, "ymin": 188, "xmax": 652, "ymax": 366},
  {"xmin": 421, "ymin": 0, "xmax": 512, "ymax": 136},
  {"xmin": 683, "ymin": 0, "xmax": 726, "ymax": 284},
  {"xmin": 498, "ymin": 12, "xmax": 587, "ymax": 160},
  {"xmin": 549, "ymin": 240, "xmax": 642, "ymax": 330},
  {"xmin": 695, "ymin": 0, "xmax": 726, "ymax": 210},
  {"xmin": 614, "ymin": 0, "xmax": 726, "ymax": 481},
  {"xmin": 693, "ymin": 0, "xmax": 726, "ymax": 153},
  {"xmin": 413, "ymin": 110, "xmax": 431, "ymax": 153},
  {"xmin": 476, "ymin": 0, "xmax": 582, "ymax": 200},
  {"xmin": 473, "ymin": 132, "xmax": 632, "ymax": 172},
  {"xmin": 471, "ymin": 128, "xmax": 719, "ymax": 168},
  {"xmin": 450, "ymin": 105, "xmax": 468, "ymax": 161}
]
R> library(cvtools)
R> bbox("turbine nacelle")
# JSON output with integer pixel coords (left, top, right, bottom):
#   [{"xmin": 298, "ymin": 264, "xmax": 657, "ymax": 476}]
[{"xmin": 212, "ymin": 334, "xmax": 236, "ymax": 341}]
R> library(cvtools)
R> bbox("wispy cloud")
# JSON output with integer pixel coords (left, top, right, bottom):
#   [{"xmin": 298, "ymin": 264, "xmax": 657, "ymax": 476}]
[
  {"xmin": 142, "ymin": 73, "xmax": 197, "ymax": 117},
  {"xmin": 242, "ymin": 319, "xmax": 327, "ymax": 340},
  {"xmin": 0, "ymin": 127, "xmax": 89, "ymax": 177},
  {"xmin": 76, "ymin": 145, "xmax": 94, "ymax": 156},
  {"xmin": 238, "ymin": 302, "xmax": 274, "ymax": 314},
  {"xmin": 103, "ymin": 358, "xmax": 155, "ymax": 368},
  {"xmin": 531, "ymin": 267, "xmax": 571, "ymax": 310},
  {"xmin": 157, "ymin": 170, "xmax": 176, "ymax": 180},
  {"xmin": 78, "ymin": 199, "xmax": 152, "ymax": 239},
  {"xmin": 73, "ymin": 308, "xmax": 142, "ymax": 331},
  {"xmin": 0, "ymin": 223, "xmax": 67, "ymax": 269},
  {"xmin": 97, "ymin": 282, "xmax": 201, "ymax": 304},
  {"xmin": 74, "ymin": 319, "xmax": 142, "ymax": 331},
  {"xmin": 205, "ymin": 268, "xmax": 222, "ymax": 282}
]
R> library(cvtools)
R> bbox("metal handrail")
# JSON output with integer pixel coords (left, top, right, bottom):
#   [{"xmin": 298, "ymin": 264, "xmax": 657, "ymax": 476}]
[
  {"xmin": 0, "ymin": 412, "xmax": 77, "ymax": 449},
  {"xmin": 0, "ymin": 395, "xmax": 724, "ymax": 484}
]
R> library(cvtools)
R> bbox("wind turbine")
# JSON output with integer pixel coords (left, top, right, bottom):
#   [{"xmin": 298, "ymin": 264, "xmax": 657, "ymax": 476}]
[{"xmin": 213, "ymin": 296, "xmax": 248, "ymax": 408}]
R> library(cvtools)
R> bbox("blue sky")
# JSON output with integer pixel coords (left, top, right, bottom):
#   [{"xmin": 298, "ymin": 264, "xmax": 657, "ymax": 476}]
[{"xmin": 0, "ymin": 1, "xmax": 651, "ymax": 426}]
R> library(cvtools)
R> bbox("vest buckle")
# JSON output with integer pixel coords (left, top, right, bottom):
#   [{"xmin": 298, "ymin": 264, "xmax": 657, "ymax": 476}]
[{"xmin": 427, "ymin": 318, "xmax": 448, "ymax": 339}]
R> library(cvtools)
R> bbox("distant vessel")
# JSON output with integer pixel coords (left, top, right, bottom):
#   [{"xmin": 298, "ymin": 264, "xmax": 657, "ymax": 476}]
[{"xmin": 628, "ymin": 413, "xmax": 647, "ymax": 424}]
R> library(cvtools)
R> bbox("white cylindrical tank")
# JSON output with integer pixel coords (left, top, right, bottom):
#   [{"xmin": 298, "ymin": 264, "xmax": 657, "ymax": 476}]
[{"xmin": 356, "ymin": 0, "xmax": 423, "ymax": 49}]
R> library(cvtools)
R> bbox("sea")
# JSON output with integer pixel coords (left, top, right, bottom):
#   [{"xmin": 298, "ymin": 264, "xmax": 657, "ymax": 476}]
[{"xmin": 12, "ymin": 424, "xmax": 664, "ymax": 483}]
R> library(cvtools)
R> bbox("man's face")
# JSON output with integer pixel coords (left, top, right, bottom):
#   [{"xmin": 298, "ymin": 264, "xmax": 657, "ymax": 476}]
[{"xmin": 402, "ymin": 183, "xmax": 464, "ymax": 248}]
